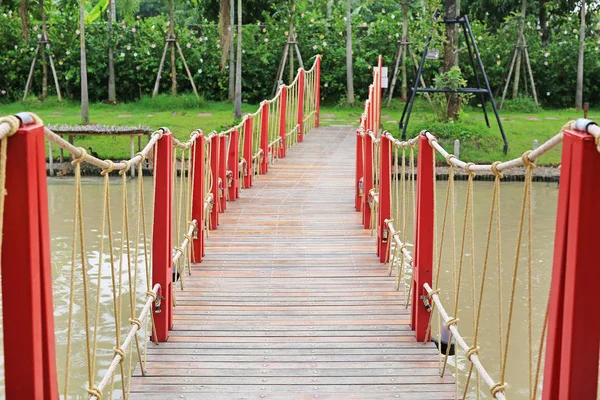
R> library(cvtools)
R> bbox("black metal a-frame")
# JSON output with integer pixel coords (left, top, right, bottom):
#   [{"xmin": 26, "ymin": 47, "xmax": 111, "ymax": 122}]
[{"xmin": 399, "ymin": 14, "xmax": 508, "ymax": 154}]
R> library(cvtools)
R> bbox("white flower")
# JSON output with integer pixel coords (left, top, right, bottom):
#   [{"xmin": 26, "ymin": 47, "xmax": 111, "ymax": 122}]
[
  {"xmin": 197, "ymin": 69, "xmax": 202, "ymax": 74},
  {"xmin": 322, "ymin": 41, "xmax": 327, "ymax": 46},
  {"xmin": 133, "ymin": 52, "xmax": 138, "ymax": 57},
  {"xmin": 66, "ymin": 50, "xmax": 70, "ymax": 55},
  {"xmin": 120, "ymin": 52, "xmax": 125, "ymax": 57},
  {"xmin": 391, "ymin": 15, "xmax": 395, "ymax": 19},
  {"xmin": 324, "ymin": 83, "xmax": 328, "ymax": 87},
  {"xmin": 204, "ymin": 36, "xmax": 208, "ymax": 41},
  {"xmin": 546, "ymin": 92, "xmax": 550, "ymax": 96},
  {"xmin": 14, "ymin": 45, "xmax": 17, "ymax": 50},
  {"xmin": 200, "ymin": 58, "xmax": 203, "ymax": 63}
]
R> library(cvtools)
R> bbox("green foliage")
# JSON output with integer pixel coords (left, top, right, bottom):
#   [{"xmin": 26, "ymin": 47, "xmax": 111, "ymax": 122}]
[
  {"xmin": 136, "ymin": 93, "xmax": 206, "ymax": 110},
  {"xmin": 497, "ymin": 95, "xmax": 541, "ymax": 113},
  {"xmin": 429, "ymin": 67, "xmax": 473, "ymax": 123}
]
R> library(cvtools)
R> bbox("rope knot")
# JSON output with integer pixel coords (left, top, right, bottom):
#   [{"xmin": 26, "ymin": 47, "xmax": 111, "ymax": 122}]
[
  {"xmin": 113, "ymin": 346, "xmax": 126, "ymax": 362},
  {"xmin": 521, "ymin": 150, "xmax": 536, "ymax": 169},
  {"xmin": 100, "ymin": 160, "xmax": 115, "ymax": 176},
  {"xmin": 445, "ymin": 317, "xmax": 459, "ymax": 330},
  {"xmin": 71, "ymin": 147, "xmax": 87, "ymax": 165},
  {"xmin": 490, "ymin": 382, "xmax": 507, "ymax": 397},
  {"xmin": 490, "ymin": 161, "xmax": 504, "ymax": 179},
  {"xmin": 146, "ymin": 290, "xmax": 157, "ymax": 301},
  {"xmin": 174, "ymin": 246, "xmax": 184, "ymax": 254},
  {"xmin": 445, "ymin": 154, "xmax": 456, "ymax": 165},
  {"xmin": 427, "ymin": 289, "xmax": 440, "ymax": 298},
  {"xmin": 86, "ymin": 387, "xmax": 103, "ymax": 399},
  {"xmin": 119, "ymin": 160, "xmax": 132, "ymax": 175},
  {"xmin": 465, "ymin": 345, "xmax": 480, "ymax": 360},
  {"xmin": 0, "ymin": 116, "xmax": 20, "ymax": 137},
  {"xmin": 135, "ymin": 151, "xmax": 146, "ymax": 162},
  {"xmin": 464, "ymin": 162, "xmax": 476, "ymax": 177},
  {"xmin": 129, "ymin": 317, "xmax": 143, "ymax": 330}
]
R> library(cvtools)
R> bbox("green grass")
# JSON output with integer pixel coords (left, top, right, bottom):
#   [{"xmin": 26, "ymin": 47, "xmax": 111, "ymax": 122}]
[{"xmin": 3, "ymin": 96, "xmax": 594, "ymax": 164}]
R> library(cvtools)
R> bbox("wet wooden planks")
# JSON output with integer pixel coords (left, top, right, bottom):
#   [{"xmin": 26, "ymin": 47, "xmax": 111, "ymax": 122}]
[{"xmin": 130, "ymin": 126, "xmax": 453, "ymax": 399}]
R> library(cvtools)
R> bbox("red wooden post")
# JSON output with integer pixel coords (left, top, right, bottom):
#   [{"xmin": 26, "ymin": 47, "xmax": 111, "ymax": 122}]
[
  {"xmin": 362, "ymin": 132, "xmax": 373, "ymax": 229},
  {"xmin": 315, "ymin": 55, "xmax": 321, "ymax": 128},
  {"xmin": 355, "ymin": 128, "xmax": 364, "ymax": 212},
  {"xmin": 210, "ymin": 136, "xmax": 220, "ymax": 228},
  {"xmin": 297, "ymin": 69, "xmax": 305, "ymax": 142},
  {"xmin": 278, "ymin": 86, "xmax": 287, "ymax": 158},
  {"xmin": 227, "ymin": 129, "xmax": 239, "ymax": 200},
  {"xmin": 411, "ymin": 134, "xmax": 435, "ymax": 342},
  {"xmin": 243, "ymin": 116, "xmax": 253, "ymax": 188},
  {"xmin": 2, "ymin": 116, "xmax": 58, "ymax": 399},
  {"xmin": 260, "ymin": 102, "xmax": 269, "ymax": 174},
  {"xmin": 374, "ymin": 56, "xmax": 383, "ymax": 135},
  {"xmin": 543, "ymin": 128, "xmax": 600, "ymax": 399},
  {"xmin": 219, "ymin": 135, "xmax": 227, "ymax": 212},
  {"xmin": 377, "ymin": 134, "xmax": 391, "ymax": 262},
  {"xmin": 191, "ymin": 134, "xmax": 205, "ymax": 263},
  {"xmin": 152, "ymin": 130, "xmax": 173, "ymax": 341}
]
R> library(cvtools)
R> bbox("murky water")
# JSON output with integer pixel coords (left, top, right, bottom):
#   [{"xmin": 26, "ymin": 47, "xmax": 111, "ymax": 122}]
[{"xmin": 0, "ymin": 178, "xmax": 559, "ymax": 399}]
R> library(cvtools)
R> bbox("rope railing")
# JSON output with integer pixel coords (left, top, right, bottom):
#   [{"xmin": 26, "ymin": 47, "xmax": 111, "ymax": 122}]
[{"xmin": 0, "ymin": 54, "xmax": 322, "ymax": 399}]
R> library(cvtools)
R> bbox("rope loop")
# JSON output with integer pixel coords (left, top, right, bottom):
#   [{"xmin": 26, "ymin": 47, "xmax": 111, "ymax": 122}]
[
  {"xmin": 491, "ymin": 161, "xmax": 504, "ymax": 179},
  {"xmin": 174, "ymin": 246, "xmax": 184, "ymax": 254},
  {"xmin": 427, "ymin": 289, "xmax": 440, "ymax": 298},
  {"xmin": 119, "ymin": 159, "xmax": 132, "ymax": 175},
  {"xmin": 445, "ymin": 317, "xmax": 459, "ymax": 330},
  {"xmin": 464, "ymin": 162, "xmax": 476, "ymax": 177},
  {"xmin": 71, "ymin": 147, "xmax": 88, "ymax": 165},
  {"xmin": 86, "ymin": 387, "xmax": 103, "ymax": 399},
  {"xmin": 146, "ymin": 290, "xmax": 157, "ymax": 301},
  {"xmin": 135, "ymin": 151, "xmax": 146, "ymax": 162},
  {"xmin": 184, "ymin": 234, "xmax": 192, "ymax": 241},
  {"xmin": 129, "ymin": 317, "xmax": 143, "ymax": 330},
  {"xmin": 490, "ymin": 382, "xmax": 508, "ymax": 397},
  {"xmin": 465, "ymin": 345, "xmax": 480, "ymax": 360},
  {"xmin": 521, "ymin": 150, "xmax": 536, "ymax": 169},
  {"xmin": 100, "ymin": 160, "xmax": 115, "ymax": 176},
  {"xmin": 0, "ymin": 116, "xmax": 20, "ymax": 137},
  {"xmin": 445, "ymin": 154, "xmax": 456, "ymax": 165},
  {"xmin": 595, "ymin": 135, "xmax": 600, "ymax": 153},
  {"xmin": 113, "ymin": 346, "xmax": 126, "ymax": 361}
]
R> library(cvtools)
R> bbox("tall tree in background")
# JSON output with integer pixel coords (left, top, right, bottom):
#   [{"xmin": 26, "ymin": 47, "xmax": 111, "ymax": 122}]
[
  {"xmin": 511, "ymin": 0, "xmax": 527, "ymax": 99},
  {"xmin": 219, "ymin": 0, "xmax": 234, "ymax": 102},
  {"xmin": 108, "ymin": 0, "xmax": 116, "ymax": 103},
  {"xmin": 228, "ymin": 0, "xmax": 235, "ymax": 102},
  {"xmin": 345, "ymin": 0, "xmax": 354, "ymax": 105},
  {"xmin": 575, "ymin": 0, "xmax": 586, "ymax": 110},
  {"xmin": 169, "ymin": 0, "xmax": 176, "ymax": 95},
  {"xmin": 233, "ymin": 0, "xmax": 242, "ymax": 119},
  {"xmin": 400, "ymin": 0, "xmax": 409, "ymax": 102},
  {"xmin": 80, "ymin": 0, "xmax": 90, "ymax": 123},
  {"xmin": 443, "ymin": 0, "xmax": 459, "ymax": 120}
]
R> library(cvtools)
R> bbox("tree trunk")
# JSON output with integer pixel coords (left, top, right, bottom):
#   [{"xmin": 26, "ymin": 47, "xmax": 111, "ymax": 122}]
[
  {"xmin": 40, "ymin": 0, "xmax": 47, "ymax": 100},
  {"xmin": 80, "ymin": 0, "xmax": 89, "ymax": 124},
  {"xmin": 169, "ymin": 0, "xmax": 177, "ymax": 96},
  {"xmin": 443, "ymin": 0, "xmax": 459, "ymax": 120},
  {"xmin": 228, "ymin": 0, "xmax": 235, "ymax": 102},
  {"xmin": 512, "ymin": 0, "xmax": 527, "ymax": 100},
  {"xmin": 107, "ymin": 0, "xmax": 116, "ymax": 103},
  {"xmin": 539, "ymin": 0, "xmax": 548, "ymax": 44},
  {"xmin": 575, "ymin": 0, "xmax": 586, "ymax": 111},
  {"xmin": 289, "ymin": 0, "xmax": 295, "ymax": 84},
  {"xmin": 400, "ymin": 0, "xmax": 408, "ymax": 102},
  {"xmin": 345, "ymin": 0, "xmax": 354, "ymax": 105},
  {"xmin": 233, "ymin": 0, "xmax": 242, "ymax": 119}
]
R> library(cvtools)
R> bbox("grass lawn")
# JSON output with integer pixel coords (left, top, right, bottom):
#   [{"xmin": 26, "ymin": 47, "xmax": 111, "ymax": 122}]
[{"xmin": 2, "ymin": 96, "xmax": 594, "ymax": 164}]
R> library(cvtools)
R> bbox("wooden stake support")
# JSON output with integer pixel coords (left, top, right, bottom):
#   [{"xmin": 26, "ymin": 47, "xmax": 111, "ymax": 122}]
[
  {"xmin": 23, "ymin": 32, "xmax": 62, "ymax": 102},
  {"xmin": 499, "ymin": 33, "xmax": 538, "ymax": 108}
]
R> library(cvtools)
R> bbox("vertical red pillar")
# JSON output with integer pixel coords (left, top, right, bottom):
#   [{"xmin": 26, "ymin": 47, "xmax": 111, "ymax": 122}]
[
  {"xmin": 355, "ymin": 128, "xmax": 364, "ymax": 212},
  {"xmin": 2, "ymin": 117, "xmax": 58, "ymax": 399},
  {"xmin": 191, "ymin": 134, "xmax": 205, "ymax": 263},
  {"xmin": 362, "ymin": 133, "xmax": 373, "ymax": 229},
  {"xmin": 228, "ymin": 129, "xmax": 239, "ymax": 200},
  {"xmin": 377, "ymin": 135, "xmax": 391, "ymax": 262},
  {"xmin": 260, "ymin": 102, "xmax": 269, "ymax": 174},
  {"xmin": 243, "ymin": 117, "xmax": 253, "ymax": 188},
  {"xmin": 411, "ymin": 134, "xmax": 435, "ymax": 342},
  {"xmin": 542, "ymin": 129, "xmax": 600, "ymax": 400},
  {"xmin": 219, "ymin": 135, "xmax": 227, "ymax": 212},
  {"xmin": 297, "ymin": 69, "xmax": 305, "ymax": 142},
  {"xmin": 278, "ymin": 86, "xmax": 287, "ymax": 158},
  {"xmin": 315, "ymin": 55, "xmax": 321, "ymax": 128},
  {"xmin": 209, "ymin": 136, "xmax": 220, "ymax": 228},
  {"xmin": 374, "ymin": 56, "xmax": 383, "ymax": 135},
  {"xmin": 152, "ymin": 131, "xmax": 173, "ymax": 341}
]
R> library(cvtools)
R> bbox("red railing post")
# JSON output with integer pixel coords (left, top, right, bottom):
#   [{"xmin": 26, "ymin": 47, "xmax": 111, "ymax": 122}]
[
  {"xmin": 1, "ymin": 116, "xmax": 58, "ymax": 399},
  {"xmin": 543, "ymin": 128, "xmax": 600, "ymax": 400},
  {"xmin": 228, "ymin": 128, "xmax": 239, "ymax": 200},
  {"xmin": 315, "ymin": 55, "xmax": 321, "ymax": 128},
  {"xmin": 374, "ymin": 56, "xmax": 383, "ymax": 135},
  {"xmin": 279, "ymin": 86, "xmax": 287, "ymax": 158},
  {"xmin": 260, "ymin": 102, "xmax": 269, "ymax": 174},
  {"xmin": 411, "ymin": 133, "xmax": 435, "ymax": 342},
  {"xmin": 377, "ymin": 134, "xmax": 391, "ymax": 262},
  {"xmin": 219, "ymin": 134, "xmax": 227, "ymax": 212},
  {"xmin": 243, "ymin": 116, "xmax": 253, "ymax": 188},
  {"xmin": 152, "ymin": 130, "xmax": 173, "ymax": 341},
  {"xmin": 210, "ymin": 136, "xmax": 220, "ymax": 228},
  {"xmin": 191, "ymin": 133, "xmax": 205, "ymax": 263},
  {"xmin": 361, "ymin": 132, "xmax": 373, "ymax": 229},
  {"xmin": 297, "ymin": 69, "xmax": 305, "ymax": 142},
  {"xmin": 355, "ymin": 128, "xmax": 364, "ymax": 212}
]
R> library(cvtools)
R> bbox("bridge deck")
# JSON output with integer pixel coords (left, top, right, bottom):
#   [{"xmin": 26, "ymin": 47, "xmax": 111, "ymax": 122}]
[{"xmin": 130, "ymin": 126, "xmax": 454, "ymax": 399}]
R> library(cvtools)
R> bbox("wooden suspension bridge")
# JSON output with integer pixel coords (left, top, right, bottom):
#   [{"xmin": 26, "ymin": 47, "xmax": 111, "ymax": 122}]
[{"xmin": 0, "ymin": 55, "xmax": 599, "ymax": 400}]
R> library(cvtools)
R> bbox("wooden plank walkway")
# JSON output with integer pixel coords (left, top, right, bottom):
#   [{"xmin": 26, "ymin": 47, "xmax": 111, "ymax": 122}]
[{"xmin": 130, "ymin": 126, "xmax": 454, "ymax": 399}]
